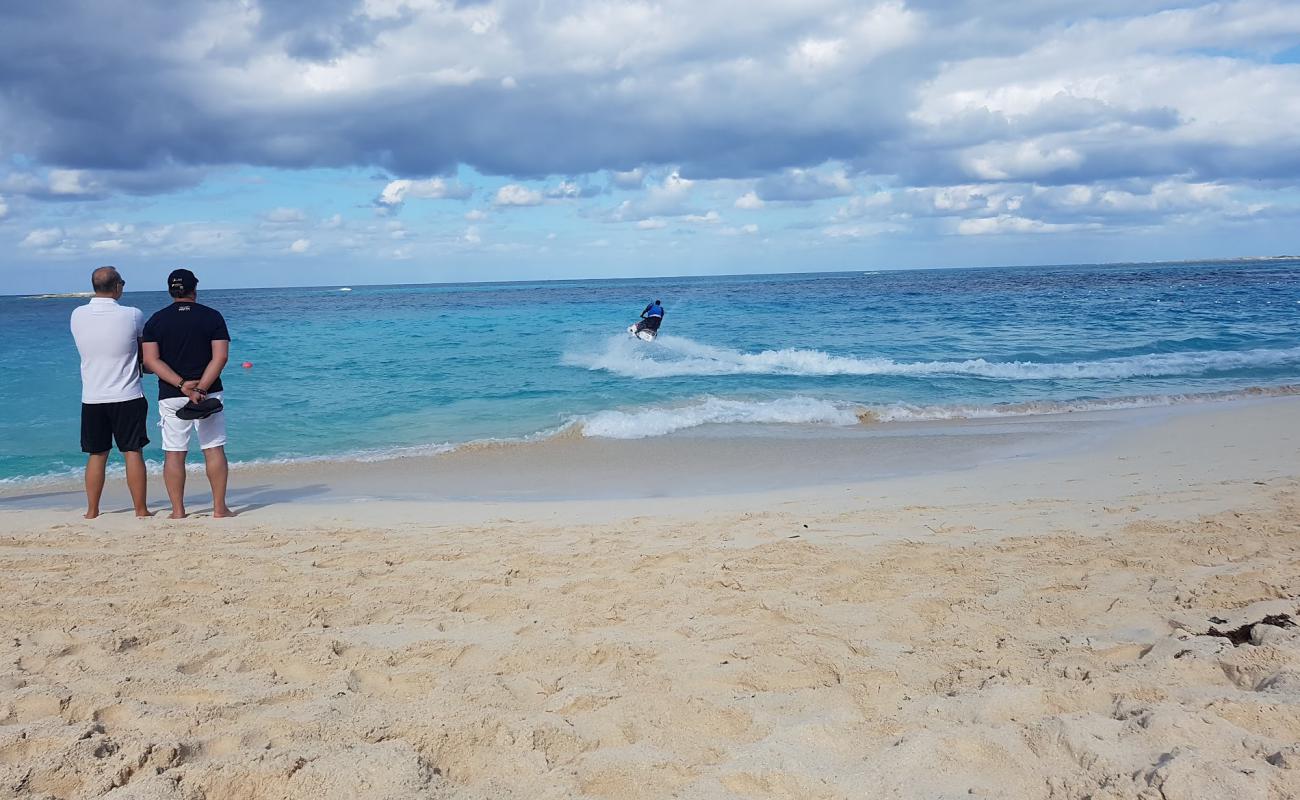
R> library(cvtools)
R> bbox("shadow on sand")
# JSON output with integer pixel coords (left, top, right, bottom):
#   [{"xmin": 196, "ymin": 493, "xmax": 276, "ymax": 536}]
[
  {"xmin": 186, "ymin": 483, "xmax": 334, "ymax": 516},
  {"xmin": 0, "ymin": 488, "xmax": 86, "ymax": 507}
]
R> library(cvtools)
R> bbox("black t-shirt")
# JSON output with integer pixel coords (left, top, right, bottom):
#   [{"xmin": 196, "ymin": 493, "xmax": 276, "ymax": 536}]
[{"xmin": 142, "ymin": 301, "xmax": 231, "ymax": 400}]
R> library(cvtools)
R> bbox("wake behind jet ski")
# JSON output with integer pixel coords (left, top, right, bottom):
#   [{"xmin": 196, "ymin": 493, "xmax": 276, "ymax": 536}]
[{"xmin": 628, "ymin": 299, "xmax": 664, "ymax": 341}]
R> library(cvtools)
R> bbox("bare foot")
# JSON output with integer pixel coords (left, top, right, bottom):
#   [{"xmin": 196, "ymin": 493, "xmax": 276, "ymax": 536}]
[
  {"xmin": 168, "ymin": 510, "xmax": 187, "ymax": 519},
  {"xmin": 213, "ymin": 507, "xmax": 236, "ymax": 518},
  {"xmin": 84, "ymin": 509, "xmax": 100, "ymax": 520},
  {"xmin": 135, "ymin": 508, "xmax": 154, "ymax": 518}
]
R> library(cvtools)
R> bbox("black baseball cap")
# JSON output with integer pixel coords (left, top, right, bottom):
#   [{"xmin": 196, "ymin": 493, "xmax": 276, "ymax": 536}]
[{"xmin": 168, "ymin": 268, "xmax": 198, "ymax": 294}]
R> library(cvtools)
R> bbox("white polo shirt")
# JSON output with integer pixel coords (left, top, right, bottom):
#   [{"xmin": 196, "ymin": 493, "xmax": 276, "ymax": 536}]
[{"xmin": 70, "ymin": 297, "xmax": 146, "ymax": 404}]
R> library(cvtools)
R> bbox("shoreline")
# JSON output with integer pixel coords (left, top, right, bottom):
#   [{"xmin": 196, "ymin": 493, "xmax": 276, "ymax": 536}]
[{"xmin": 3, "ymin": 393, "xmax": 1297, "ymax": 512}]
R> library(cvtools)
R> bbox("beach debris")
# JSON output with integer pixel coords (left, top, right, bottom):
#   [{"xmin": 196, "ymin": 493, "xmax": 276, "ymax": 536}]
[{"xmin": 1203, "ymin": 613, "xmax": 1295, "ymax": 646}]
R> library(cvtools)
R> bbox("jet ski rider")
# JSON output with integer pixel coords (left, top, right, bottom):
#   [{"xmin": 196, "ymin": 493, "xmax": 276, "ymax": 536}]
[{"xmin": 636, "ymin": 299, "xmax": 664, "ymax": 335}]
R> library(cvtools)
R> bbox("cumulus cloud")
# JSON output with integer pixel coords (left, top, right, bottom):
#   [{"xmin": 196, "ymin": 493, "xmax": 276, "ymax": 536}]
[
  {"xmin": 494, "ymin": 184, "xmax": 544, "ymax": 206},
  {"xmin": 376, "ymin": 178, "xmax": 473, "ymax": 207},
  {"xmin": 610, "ymin": 171, "xmax": 700, "ymax": 221},
  {"xmin": 955, "ymin": 215, "xmax": 1094, "ymax": 235},
  {"xmin": 4, "ymin": 1, "xmax": 1296, "ymax": 197},
  {"xmin": 546, "ymin": 179, "xmax": 601, "ymax": 199},
  {"xmin": 684, "ymin": 210, "xmax": 722, "ymax": 224},
  {"xmin": 20, "ymin": 228, "xmax": 64, "ymax": 249},
  {"xmin": 2, "ymin": 0, "xmax": 1299, "ymax": 256},
  {"xmin": 289, "ymin": 238, "xmax": 311, "ymax": 252}
]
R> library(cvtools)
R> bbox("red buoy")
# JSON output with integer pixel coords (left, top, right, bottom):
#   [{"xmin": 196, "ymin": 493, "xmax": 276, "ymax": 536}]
[{"xmin": 242, "ymin": 361, "xmax": 253, "ymax": 369}]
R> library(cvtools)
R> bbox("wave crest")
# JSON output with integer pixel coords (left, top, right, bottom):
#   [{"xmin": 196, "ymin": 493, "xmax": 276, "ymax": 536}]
[
  {"xmin": 564, "ymin": 335, "xmax": 1300, "ymax": 381},
  {"xmin": 576, "ymin": 396, "xmax": 858, "ymax": 439}
]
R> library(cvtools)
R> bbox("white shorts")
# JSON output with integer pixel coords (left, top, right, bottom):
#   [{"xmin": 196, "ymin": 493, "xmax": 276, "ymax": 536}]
[{"xmin": 157, "ymin": 392, "xmax": 227, "ymax": 452}]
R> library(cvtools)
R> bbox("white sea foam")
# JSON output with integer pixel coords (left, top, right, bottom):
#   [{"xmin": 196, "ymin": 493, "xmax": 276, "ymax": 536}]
[
  {"xmin": 564, "ymin": 336, "xmax": 1300, "ymax": 381},
  {"xmin": 3, "ymin": 387, "xmax": 1295, "ymax": 489},
  {"xmin": 577, "ymin": 396, "xmax": 859, "ymax": 439},
  {"xmin": 857, "ymin": 385, "xmax": 1300, "ymax": 423}
]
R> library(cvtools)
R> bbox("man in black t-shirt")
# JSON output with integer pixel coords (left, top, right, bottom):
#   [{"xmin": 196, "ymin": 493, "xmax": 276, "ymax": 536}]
[{"xmin": 142, "ymin": 268, "xmax": 233, "ymax": 519}]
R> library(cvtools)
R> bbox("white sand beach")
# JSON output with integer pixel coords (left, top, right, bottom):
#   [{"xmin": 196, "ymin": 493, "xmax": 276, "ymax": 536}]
[{"xmin": 2, "ymin": 398, "xmax": 1298, "ymax": 799}]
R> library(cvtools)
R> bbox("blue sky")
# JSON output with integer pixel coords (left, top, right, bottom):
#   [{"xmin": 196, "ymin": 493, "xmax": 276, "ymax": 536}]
[{"xmin": 1, "ymin": 0, "xmax": 1298, "ymax": 294}]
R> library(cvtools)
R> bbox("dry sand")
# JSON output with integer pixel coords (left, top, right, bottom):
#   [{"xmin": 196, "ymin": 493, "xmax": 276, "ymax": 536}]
[{"xmin": 2, "ymin": 399, "xmax": 1299, "ymax": 799}]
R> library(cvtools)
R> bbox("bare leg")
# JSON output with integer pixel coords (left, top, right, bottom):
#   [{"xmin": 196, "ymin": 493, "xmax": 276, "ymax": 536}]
[
  {"xmin": 164, "ymin": 450, "xmax": 188, "ymax": 518},
  {"xmin": 203, "ymin": 446, "xmax": 233, "ymax": 517},
  {"xmin": 123, "ymin": 450, "xmax": 151, "ymax": 517},
  {"xmin": 84, "ymin": 452, "xmax": 109, "ymax": 519}
]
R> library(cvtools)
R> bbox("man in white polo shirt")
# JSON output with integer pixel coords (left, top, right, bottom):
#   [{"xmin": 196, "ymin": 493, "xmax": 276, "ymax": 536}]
[{"xmin": 69, "ymin": 266, "xmax": 151, "ymax": 519}]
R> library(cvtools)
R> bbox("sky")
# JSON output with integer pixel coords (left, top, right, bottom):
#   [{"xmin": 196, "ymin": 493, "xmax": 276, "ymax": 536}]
[{"xmin": 1, "ymin": 0, "xmax": 1298, "ymax": 294}]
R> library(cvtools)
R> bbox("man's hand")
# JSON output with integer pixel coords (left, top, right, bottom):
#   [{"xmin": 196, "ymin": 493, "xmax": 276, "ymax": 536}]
[{"xmin": 182, "ymin": 383, "xmax": 206, "ymax": 404}]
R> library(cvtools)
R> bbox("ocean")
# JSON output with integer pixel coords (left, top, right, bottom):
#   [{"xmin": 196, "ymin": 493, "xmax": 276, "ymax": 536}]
[{"xmin": 2, "ymin": 259, "xmax": 1298, "ymax": 485}]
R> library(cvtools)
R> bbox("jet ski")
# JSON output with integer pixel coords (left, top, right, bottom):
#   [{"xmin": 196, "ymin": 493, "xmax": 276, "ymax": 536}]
[{"xmin": 627, "ymin": 321, "xmax": 657, "ymax": 341}]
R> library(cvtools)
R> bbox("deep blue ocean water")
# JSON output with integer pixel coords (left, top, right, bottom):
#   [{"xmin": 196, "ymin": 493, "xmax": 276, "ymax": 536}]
[{"xmin": 2, "ymin": 259, "xmax": 1298, "ymax": 483}]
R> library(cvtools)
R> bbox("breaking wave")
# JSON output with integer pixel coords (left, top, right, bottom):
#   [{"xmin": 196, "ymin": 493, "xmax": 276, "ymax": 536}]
[
  {"xmin": 564, "ymin": 335, "xmax": 1300, "ymax": 381},
  {"xmin": 575, "ymin": 396, "xmax": 858, "ymax": 439}
]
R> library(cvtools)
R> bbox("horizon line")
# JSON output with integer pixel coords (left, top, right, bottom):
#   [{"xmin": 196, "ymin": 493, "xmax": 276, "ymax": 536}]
[{"xmin": 6, "ymin": 254, "xmax": 1297, "ymax": 298}]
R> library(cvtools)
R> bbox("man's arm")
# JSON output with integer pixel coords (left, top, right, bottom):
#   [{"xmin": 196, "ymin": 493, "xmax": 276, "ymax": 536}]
[
  {"xmin": 194, "ymin": 340, "xmax": 229, "ymax": 395},
  {"xmin": 142, "ymin": 343, "xmax": 204, "ymax": 403},
  {"xmin": 640, "ymin": 304, "xmax": 651, "ymax": 318},
  {"xmin": 134, "ymin": 310, "xmax": 152, "ymax": 374}
]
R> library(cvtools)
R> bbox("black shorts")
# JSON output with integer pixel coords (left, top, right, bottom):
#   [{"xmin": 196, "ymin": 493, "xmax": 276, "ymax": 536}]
[{"xmin": 81, "ymin": 397, "xmax": 150, "ymax": 454}]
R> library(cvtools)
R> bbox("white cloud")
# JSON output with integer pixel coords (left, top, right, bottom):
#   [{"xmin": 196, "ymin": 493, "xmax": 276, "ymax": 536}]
[
  {"xmin": 0, "ymin": 195, "xmax": 7, "ymax": 219},
  {"xmin": 684, "ymin": 210, "xmax": 721, "ymax": 224},
  {"xmin": 289, "ymin": 238, "xmax": 311, "ymax": 253},
  {"xmin": 47, "ymin": 169, "xmax": 98, "ymax": 196},
  {"xmin": 790, "ymin": 37, "xmax": 844, "ymax": 73},
  {"xmin": 464, "ymin": 225, "xmax": 481, "ymax": 244},
  {"xmin": 494, "ymin": 184, "xmax": 544, "ymax": 206},
  {"xmin": 833, "ymin": 192, "xmax": 894, "ymax": 221},
  {"xmin": 4, "ymin": 0, "xmax": 1300, "ymax": 268},
  {"xmin": 90, "ymin": 239, "xmax": 126, "ymax": 251},
  {"xmin": 963, "ymin": 142, "xmax": 1085, "ymax": 181},
  {"xmin": 822, "ymin": 220, "xmax": 904, "ymax": 238},
  {"xmin": 955, "ymin": 215, "xmax": 1091, "ymax": 235},
  {"xmin": 377, "ymin": 177, "xmax": 472, "ymax": 207},
  {"xmin": 611, "ymin": 171, "xmax": 698, "ymax": 221},
  {"xmin": 546, "ymin": 180, "xmax": 596, "ymax": 199},
  {"xmin": 20, "ymin": 227, "xmax": 64, "ymax": 248}
]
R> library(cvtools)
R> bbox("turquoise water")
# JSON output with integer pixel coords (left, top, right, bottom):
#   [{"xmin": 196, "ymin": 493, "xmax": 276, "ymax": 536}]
[{"xmin": 2, "ymin": 259, "xmax": 1298, "ymax": 483}]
